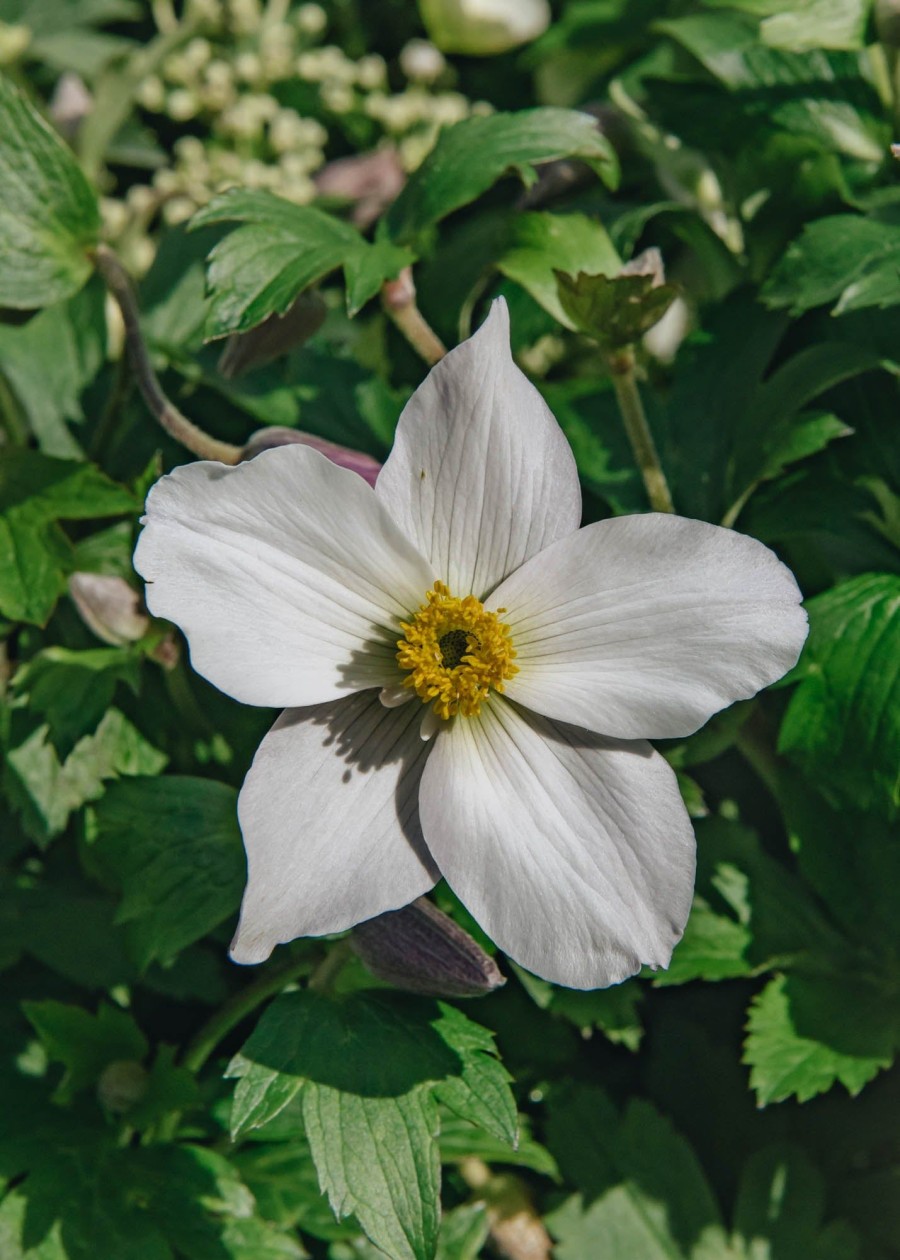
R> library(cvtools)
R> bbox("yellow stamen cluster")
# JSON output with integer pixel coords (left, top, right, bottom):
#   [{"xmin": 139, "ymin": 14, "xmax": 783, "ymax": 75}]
[{"xmin": 397, "ymin": 581, "xmax": 518, "ymax": 720}]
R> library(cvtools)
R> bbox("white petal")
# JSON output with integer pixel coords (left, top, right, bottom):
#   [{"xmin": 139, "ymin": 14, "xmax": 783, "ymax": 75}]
[
  {"xmin": 375, "ymin": 298, "xmax": 581, "ymax": 599},
  {"xmin": 418, "ymin": 701, "xmax": 695, "ymax": 989},
  {"xmin": 134, "ymin": 446, "xmax": 435, "ymax": 707},
  {"xmin": 488, "ymin": 514, "xmax": 808, "ymax": 739},
  {"xmin": 231, "ymin": 692, "xmax": 439, "ymax": 963}
]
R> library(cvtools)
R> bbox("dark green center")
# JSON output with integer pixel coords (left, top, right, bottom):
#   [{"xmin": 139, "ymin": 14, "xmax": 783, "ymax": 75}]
[{"xmin": 439, "ymin": 629, "xmax": 470, "ymax": 669}]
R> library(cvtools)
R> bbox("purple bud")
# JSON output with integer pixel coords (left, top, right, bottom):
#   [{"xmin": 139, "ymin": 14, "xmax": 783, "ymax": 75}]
[
  {"xmin": 217, "ymin": 292, "xmax": 326, "ymax": 379},
  {"xmin": 241, "ymin": 428, "xmax": 382, "ymax": 487},
  {"xmin": 351, "ymin": 898, "xmax": 505, "ymax": 998}
]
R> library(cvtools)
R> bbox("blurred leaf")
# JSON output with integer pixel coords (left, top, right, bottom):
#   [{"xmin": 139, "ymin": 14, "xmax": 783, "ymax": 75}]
[
  {"xmin": 22, "ymin": 999, "xmax": 147, "ymax": 1103},
  {"xmin": 191, "ymin": 191, "xmax": 411, "ymax": 338},
  {"xmin": 84, "ymin": 775, "xmax": 243, "ymax": 969},
  {"xmin": 0, "ymin": 279, "xmax": 106, "ymax": 457},
  {"xmin": 497, "ymin": 212, "xmax": 621, "ymax": 326},
  {"xmin": 385, "ymin": 108, "xmax": 619, "ymax": 245},
  {"xmin": 744, "ymin": 972, "xmax": 897, "ymax": 1104},
  {"xmin": 704, "ymin": 0, "xmax": 871, "ymax": 51},
  {"xmin": 438, "ymin": 1113, "xmax": 559, "ymax": 1177},
  {"xmin": 732, "ymin": 1143, "xmax": 861, "ymax": 1259},
  {"xmin": 0, "ymin": 72, "xmax": 100, "ymax": 308},
  {"xmin": 514, "ymin": 965, "xmax": 644, "ymax": 1050},
  {"xmin": 0, "ymin": 451, "xmax": 135, "ymax": 625},
  {"xmin": 764, "ymin": 216, "xmax": 900, "ymax": 316},
  {"xmin": 779, "ymin": 574, "xmax": 900, "ymax": 818}
]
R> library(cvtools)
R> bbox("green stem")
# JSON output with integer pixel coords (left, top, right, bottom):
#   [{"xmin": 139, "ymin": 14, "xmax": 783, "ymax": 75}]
[
  {"xmin": 182, "ymin": 950, "xmax": 316, "ymax": 1075},
  {"xmin": 93, "ymin": 245, "xmax": 242, "ymax": 464},
  {"xmin": 608, "ymin": 349, "xmax": 675, "ymax": 514},
  {"xmin": 307, "ymin": 938, "xmax": 353, "ymax": 995},
  {"xmin": 381, "ymin": 269, "xmax": 447, "ymax": 366}
]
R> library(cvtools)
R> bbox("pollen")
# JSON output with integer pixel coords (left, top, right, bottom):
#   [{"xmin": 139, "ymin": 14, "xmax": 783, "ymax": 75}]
[{"xmin": 397, "ymin": 581, "xmax": 518, "ymax": 720}]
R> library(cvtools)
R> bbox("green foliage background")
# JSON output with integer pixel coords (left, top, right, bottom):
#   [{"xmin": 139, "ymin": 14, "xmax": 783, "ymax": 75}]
[{"xmin": 1, "ymin": 1, "xmax": 899, "ymax": 1257}]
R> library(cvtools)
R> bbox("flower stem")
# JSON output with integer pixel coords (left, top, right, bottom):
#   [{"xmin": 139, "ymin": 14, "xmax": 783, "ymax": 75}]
[
  {"xmin": 607, "ymin": 348, "xmax": 675, "ymax": 514},
  {"xmin": 92, "ymin": 244, "xmax": 243, "ymax": 465},
  {"xmin": 182, "ymin": 949, "xmax": 316, "ymax": 1075},
  {"xmin": 381, "ymin": 268, "xmax": 447, "ymax": 366}
]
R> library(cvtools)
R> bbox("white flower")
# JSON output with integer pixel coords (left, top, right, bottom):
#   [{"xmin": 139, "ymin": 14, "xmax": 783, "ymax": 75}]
[
  {"xmin": 134, "ymin": 302, "xmax": 807, "ymax": 989},
  {"xmin": 418, "ymin": 0, "xmax": 550, "ymax": 56}
]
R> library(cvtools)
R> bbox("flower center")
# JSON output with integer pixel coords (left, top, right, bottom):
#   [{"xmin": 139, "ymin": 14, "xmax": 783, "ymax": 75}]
[{"xmin": 397, "ymin": 580, "xmax": 518, "ymax": 720}]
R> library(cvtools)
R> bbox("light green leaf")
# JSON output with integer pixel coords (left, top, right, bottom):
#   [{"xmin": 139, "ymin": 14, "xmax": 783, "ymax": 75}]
[
  {"xmin": 12, "ymin": 646, "xmax": 141, "ymax": 754},
  {"xmin": 429, "ymin": 1002, "xmax": 517, "ymax": 1145},
  {"xmin": 497, "ymin": 212, "xmax": 621, "ymax": 326},
  {"xmin": 704, "ymin": 0, "xmax": 871, "ymax": 51},
  {"xmin": 744, "ymin": 973, "xmax": 896, "ymax": 1104},
  {"xmin": 84, "ymin": 775, "xmax": 244, "ymax": 969},
  {"xmin": 385, "ymin": 108, "xmax": 618, "ymax": 245},
  {"xmin": 4, "ymin": 708, "xmax": 167, "ymax": 843},
  {"xmin": 438, "ymin": 1113, "xmax": 559, "ymax": 1178},
  {"xmin": 779, "ymin": 574, "xmax": 900, "ymax": 818},
  {"xmin": 0, "ymin": 71, "xmax": 100, "ymax": 307}
]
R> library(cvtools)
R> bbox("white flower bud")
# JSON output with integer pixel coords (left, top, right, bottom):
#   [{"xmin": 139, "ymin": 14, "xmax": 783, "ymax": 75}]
[
  {"xmin": 355, "ymin": 53, "xmax": 387, "ymax": 90},
  {"xmin": 296, "ymin": 3, "xmax": 327, "ymax": 36},
  {"xmin": 136, "ymin": 74, "xmax": 166, "ymax": 111},
  {"xmin": 399, "ymin": 39, "xmax": 446, "ymax": 83},
  {"xmin": 167, "ymin": 88, "xmax": 199, "ymax": 120},
  {"xmin": 418, "ymin": 0, "xmax": 550, "ymax": 56},
  {"xmin": 0, "ymin": 21, "xmax": 31, "ymax": 64}
]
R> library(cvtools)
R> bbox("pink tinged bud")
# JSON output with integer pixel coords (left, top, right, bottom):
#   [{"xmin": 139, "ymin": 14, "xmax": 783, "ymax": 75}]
[
  {"xmin": 314, "ymin": 147, "xmax": 406, "ymax": 229},
  {"xmin": 351, "ymin": 897, "xmax": 506, "ymax": 998},
  {"xmin": 241, "ymin": 428, "xmax": 382, "ymax": 487},
  {"xmin": 217, "ymin": 292, "xmax": 327, "ymax": 379},
  {"xmin": 68, "ymin": 573, "xmax": 150, "ymax": 645}
]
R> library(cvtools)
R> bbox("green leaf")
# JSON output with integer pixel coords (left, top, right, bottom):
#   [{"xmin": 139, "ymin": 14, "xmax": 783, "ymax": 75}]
[
  {"xmin": 546, "ymin": 1089, "xmax": 735, "ymax": 1258},
  {"xmin": 732, "ymin": 1144, "xmax": 860, "ymax": 1259},
  {"xmin": 84, "ymin": 775, "xmax": 244, "ymax": 969},
  {"xmin": 705, "ymin": 0, "xmax": 871, "ymax": 51},
  {"xmin": 303, "ymin": 1086, "xmax": 440, "ymax": 1260},
  {"xmin": 555, "ymin": 270, "xmax": 678, "ymax": 350},
  {"xmin": 385, "ymin": 108, "xmax": 619, "ymax": 245},
  {"xmin": 4, "ymin": 708, "xmax": 167, "ymax": 843},
  {"xmin": 0, "ymin": 451, "xmax": 136, "ymax": 625},
  {"xmin": 0, "ymin": 279, "xmax": 107, "ymax": 457},
  {"xmin": 0, "ymin": 71, "xmax": 100, "ymax": 308},
  {"xmin": 22, "ymin": 999, "xmax": 148, "ymax": 1103},
  {"xmin": 497, "ymin": 212, "xmax": 622, "ymax": 327},
  {"xmin": 228, "ymin": 993, "xmax": 515, "ymax": 1260},
  {"xmin": 764, "ymin": 216, "xmax": 900, "ymax": 316},
  {"xmin": 191, "ymin": 191, "xmax": 411, "ymax": 337},
  {"xmin": 779, "ymin": 574, "xmax": 900, "ymax": 818},
  {"xmin": 744, "ymin": 973, "xmax": 896, "ymax": 1104},
  {"xmin": 514, "ymin": 966, "xmax": 644, "ymax": 1050},
  {"xmin": 12, "ymin": 646, "xmax": 141, "ymax": 754},
  {"xmin": 438, "ymin": 1113, "xmax": 559, "ymax": 1178}
]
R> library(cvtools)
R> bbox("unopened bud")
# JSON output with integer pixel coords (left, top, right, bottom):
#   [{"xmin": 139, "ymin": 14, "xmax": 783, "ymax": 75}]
[
  {"xmin": 217, "ymin": 292, "xmax": 326, "ymax": 378},
  {"xmin": 619, "ymin": 246, "xmax": 665, "ymax": 288},
  {"xmin": 241, "ymin": 428, "xmax": 382, "ymax": 487},
  {"xmin": 68, "ymin": 573, "xmax": 149, "ymax": 645},
  {"xmin": 351, "ymin": 898, "xmax": 505, "ymax": 998},
  {"xmin": 49, "ymin": 73, "xmax": 92, "ymax": 141},
  {"xmin": 97, "ymin": 1060, "xmax": 148, "ymax": 1113},
  {"xmin": 418, "ymin": 0, "xmax": 550, "ymax": 55}
]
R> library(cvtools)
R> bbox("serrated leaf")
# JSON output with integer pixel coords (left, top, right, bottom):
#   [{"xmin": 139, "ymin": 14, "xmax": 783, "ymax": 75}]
[
  {"xmin": 430, "ymin": 1003, "xmax": 516, "ymax": 1145},
  {"xmin": 84, "ymin": 775, "xmax": 244, "ymax": 969},
  {"xmin": 303, "ymin": 1086, "xmax": 440, "ymax": 1260},
  {"xmin": 385, "ymin": 108, "xmax": 618, "ymax": 245},
  {"xmin": 0, "ymin": 71, "xmax": 100, "ymax": 307},
  {"xmin": 744, "ymin": 973, "xmax": 896, "ymax": 1104},
  {"xmin": 556, "ymin": 269, "xmax": 678, "ymax": 349},
  {"xmin": 779, "ymin": 574, "xmax": 900, "ymax": 818},
  {"xmin": 12, "ymin": 646, "xmax": 141, "ymax": 755},
  {"xmin": 191, "ymin": 191, "xmax": 411, "ymax": 337},
  {"xmin": 497, "ymin": 212, "xmax": 621, "ymax": 327}
]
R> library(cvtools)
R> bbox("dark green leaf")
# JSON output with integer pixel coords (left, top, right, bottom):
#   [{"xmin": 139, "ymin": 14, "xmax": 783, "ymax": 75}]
[
  {"xmin": 764, "ymin": 216, "xmax": 900, "ymax": 316},
  {"xmin": 84, "ymin": 775, "xmax": 244, "ymax": 969},
  {"xmin": 733, "ymin": 1144, "xmax": 860, "ymax": 1259},
  {"xmin": 779, "ymin": 574, "xmax": 900, "ymax": 818},
  {"xmin": 22, "ymin": 999, "xmax": 147, "ymax": 1102},
  {"xmin": 385, "ymin": 109, "xmax": 618, "ymax": 245},
  {"xmin": 0, "ymin": 71, "xmax": 100, "ymax": 307},
  {"xmin": 12, "ymin": 646, "xmax": 141, "ymax": 754},
  {"xmin": 556, "ymin": 269, "xmax": 678, "ymax": 349}
]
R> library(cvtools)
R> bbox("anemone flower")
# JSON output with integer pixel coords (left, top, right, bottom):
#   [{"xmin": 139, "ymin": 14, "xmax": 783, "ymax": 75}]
[{"xmin": 134, "ymin": 300, "xmax": 807, "ymax": 989}]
